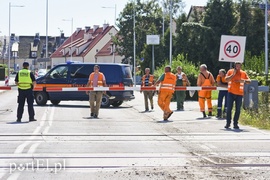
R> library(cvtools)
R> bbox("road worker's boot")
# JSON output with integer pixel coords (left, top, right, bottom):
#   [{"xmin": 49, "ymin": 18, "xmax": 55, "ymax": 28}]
[
  {"xmin": 202, "ymin": 111, "xmax": 207, "ymax": 118},
  {"xmin": 208, "ymin": 111, "xmax": 213, "ymax": 117}
]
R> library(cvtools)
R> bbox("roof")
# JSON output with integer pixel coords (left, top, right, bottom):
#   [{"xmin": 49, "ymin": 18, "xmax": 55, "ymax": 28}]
[
  {"xmin": 59, "ymin": 62, "xmax": 130, "ymax": 66},
  {"xmin": 187, "ymin": 6, "xmax": 206, "ymax": 22},
  {"xmin": 95, "ymin": 40, "xmax": 119, "ymax": 57},
  {"xmin": 50, "ymin": 25, "xmax": 117, "ymax": 58}
]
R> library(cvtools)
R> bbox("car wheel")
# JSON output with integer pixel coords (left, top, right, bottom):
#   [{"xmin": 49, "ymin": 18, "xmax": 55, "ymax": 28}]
[
  {"xmin": 35, "ymin": 91, "xmax": 48, "ymax": 106},
  {"xmin": 101, "ymin": 95, "xmax": 111, "ymax": 108},
  {"xmin": 112, "ymin": 101, "xmax": 123, "ymax": 107},
  {"xmin": 50, "ymin": 100, "xmax": 61, "ymax": 105}
]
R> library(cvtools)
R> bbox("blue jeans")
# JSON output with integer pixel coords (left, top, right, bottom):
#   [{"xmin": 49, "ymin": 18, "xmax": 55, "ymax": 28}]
[
  {"xmin": 217, "ymin": 90, "xmax": 228, "ymax": 116},
  {"xmin": 226, "ymin": 92, "xmax": 243, "ymax": 126}
]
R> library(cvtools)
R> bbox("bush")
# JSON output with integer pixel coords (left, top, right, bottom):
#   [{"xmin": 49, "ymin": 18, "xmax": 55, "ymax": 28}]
[{"xmin": 154, "ymin": 54, "xmax": 199, "ymax": 100}]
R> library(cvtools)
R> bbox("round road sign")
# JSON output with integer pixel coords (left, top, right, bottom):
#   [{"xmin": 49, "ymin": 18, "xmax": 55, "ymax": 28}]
[{"xmin": 224, "ymin": 40, "xmax": 241, "ymax": 58}]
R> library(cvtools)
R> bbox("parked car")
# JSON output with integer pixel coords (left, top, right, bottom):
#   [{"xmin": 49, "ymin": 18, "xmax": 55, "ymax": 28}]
[{"xmin": 34, "ymin": 62, "xmax": 134, "ymax": 108}]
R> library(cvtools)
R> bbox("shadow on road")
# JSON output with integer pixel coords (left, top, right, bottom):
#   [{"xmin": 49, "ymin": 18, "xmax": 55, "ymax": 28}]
[
  {"xmin": 221, "ymin": 128, "xmax": 249, "ymax": 133},
  {"xmin": 6, "ymin": 121, "xmax": 29, "ymax": 124},
  {"xmin": 156, "ymin": 120, "xmax": 173, "ymax": 123}
]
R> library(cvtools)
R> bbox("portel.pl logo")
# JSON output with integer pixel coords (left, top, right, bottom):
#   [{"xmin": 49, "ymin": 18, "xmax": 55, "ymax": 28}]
[{"xmin": 9, "ymin": 159, "xmax": 66, "ymax": 174}]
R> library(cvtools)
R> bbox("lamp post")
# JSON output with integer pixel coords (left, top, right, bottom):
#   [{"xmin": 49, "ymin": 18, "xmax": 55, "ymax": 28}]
[
  {"xmin": 62, "ymin": 18, "xmax": 73, "ymax": 61},
  {"xmin": 133, "ymin": 1, "xmax": 136, "ymax": 86},
  {"xmin": 45, "ymin": 0, "xmax": 48, "ymax": 70},
  {"xmin": 169, "ymin": 0, "xmax": 173, "ymax": 66},
  {"xmin": 264, "ymin": 0, "xmax": 269, "ymax": 82},
  {"xmin": 8, "ymin": 3, "xmax": 24, "ymax": 85},
  {"xmin": 101, "ymin": 4, "xmax": 117, "ymax": 26}
]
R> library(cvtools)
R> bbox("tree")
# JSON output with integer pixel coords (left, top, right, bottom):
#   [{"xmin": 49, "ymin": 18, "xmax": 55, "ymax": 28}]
[
  {"xmin": 202, "ymin": 0, "xmax": 236, "ymax": 73},
  {"xmin": 232, "ymin": 0, "xmax": 265, "ymax": 56},
  {"xmin": 116, "ymin": 0, "xmax": 163, "ymax": 65},
  {"xmin": 160, "ymin": 0, "xmax": 185, "ymax": 16}
]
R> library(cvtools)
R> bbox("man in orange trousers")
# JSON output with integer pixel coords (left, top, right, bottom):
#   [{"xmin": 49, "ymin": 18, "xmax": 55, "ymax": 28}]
[
  {"xmin": 197, "ymin": 64, "xmax": 215, "ymax": 118},
  {"xmin": 154, "ymin": 66, "xmax": 176, "ymax": 121}
]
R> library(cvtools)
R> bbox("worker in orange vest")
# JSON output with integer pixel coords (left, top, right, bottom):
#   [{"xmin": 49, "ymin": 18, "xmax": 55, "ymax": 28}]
[
  {"xmin": 197, "ymin": 64, "xmax": 215, "ymax": 118},
  {"xmin": 216, "ymin": 69, "xmax": 228, "ymax": 119},
  {"xmin": 141, "ymin": 68, "xmax": 155, "ymax": 111},
  {"xmin": 225, "ymin": 62, "xmax": 250, "ymax": 129},
  {"xmin": 175, "ymin": 66, "xmax": 190, "ymax": 111},
  {"xmin": 154, "ymin": 66, "xmax": 176, "ymax": 121},
  {"xmin": 86, "ymin": 65, "xmax": 107, "ymax": 118}
]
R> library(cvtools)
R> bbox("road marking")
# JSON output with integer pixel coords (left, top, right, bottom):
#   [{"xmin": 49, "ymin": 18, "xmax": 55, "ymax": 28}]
[
  {"xmin": 14, "ymin": 106, "xmax": 54, "ymax": 154},
  {"xmin": 27, "ymin": 142, "xmax": 41, "ymax": 154}
]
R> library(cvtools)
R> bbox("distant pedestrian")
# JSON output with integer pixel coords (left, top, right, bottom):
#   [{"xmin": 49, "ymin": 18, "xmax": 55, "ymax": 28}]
[
  {"xmin": 15, "ymin": 62, "xmax": 37, "ymax": 122},
  {"xmin": 197, "ymin": 64, "xmax": 215, "ymax": 118},
  {"xmin": 216, "ymin": 69, "xmax": 228, "ymax": 119},
  {"xmin": 225, "ymin": 62, "xmax": 250, "ymax": 129},
  {"xmin": 154, "ymin": 66, "xmax": 176, "ymax": 121},
  {"xmin": 86, "ymin": 65, "xmax": 107, "ymax": 118},
  {"xmin": 141, "ymin": 68, "xmax": 155, "ymax": 111},
  {"xmin": 175, "ymin": 66, "xmax": 190, "ymax": 111}
]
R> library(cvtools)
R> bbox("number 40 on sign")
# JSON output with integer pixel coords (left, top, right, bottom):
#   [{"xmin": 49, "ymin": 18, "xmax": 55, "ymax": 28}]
[{"xmin": 218, "ymin": 35, "xmax": 246, "ymax": 63}]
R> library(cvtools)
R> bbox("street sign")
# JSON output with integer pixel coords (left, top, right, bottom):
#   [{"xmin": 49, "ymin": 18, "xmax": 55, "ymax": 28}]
[
  {"xmin": 146, "ymin": 35, "xmax": 160, "ymax": 45},
  {"xmin": 218, "ymin": 35, "xmax": 246, "ymax": 63}
]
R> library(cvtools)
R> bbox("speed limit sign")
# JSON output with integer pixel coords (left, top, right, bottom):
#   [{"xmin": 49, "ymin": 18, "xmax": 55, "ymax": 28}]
[{"xmin": 218, "ymin": 35, "xmax": 246, "ymax": 63}]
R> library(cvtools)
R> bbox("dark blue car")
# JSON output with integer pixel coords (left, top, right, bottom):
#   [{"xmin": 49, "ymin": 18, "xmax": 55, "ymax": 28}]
[{"xmin": 34, "ymin": 62, "xmax": 135, "ymax": 107}]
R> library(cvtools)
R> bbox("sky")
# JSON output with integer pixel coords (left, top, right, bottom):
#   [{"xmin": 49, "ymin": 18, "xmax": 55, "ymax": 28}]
[{"xmin": 0, "ymin": 0, "xmax": 208, "ymax": 37}]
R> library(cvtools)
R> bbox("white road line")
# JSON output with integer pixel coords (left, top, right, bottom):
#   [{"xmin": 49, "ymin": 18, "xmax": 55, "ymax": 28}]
[
  {"xmin": 6, "ymin": 172, "xmax": 21, "ymax": 180},
  {"xmin": 14, "ymin": 106, "xmax": 50, "ymax": 154},
  {"xmin": 27, "ymin": 142, "xmax": 41, "ymax": 154},
  {"xmin": 27, "ymin": 107, "xmax": 55, "ymax": 154}
]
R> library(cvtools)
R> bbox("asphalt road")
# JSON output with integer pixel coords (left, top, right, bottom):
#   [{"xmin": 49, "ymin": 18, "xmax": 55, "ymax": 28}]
[{"xmin": 0, "ymin": 90, "xmax": 270, "ymax": 180}]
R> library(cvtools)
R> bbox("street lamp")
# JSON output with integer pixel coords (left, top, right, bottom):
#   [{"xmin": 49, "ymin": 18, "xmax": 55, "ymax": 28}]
[
  {"xmin": 8, "ymin": 3, "xmax": 24, "ymax": 85},
  {"xmin": 45, "ymin": 0, "xmax": 48, "ymax": 70},
  {"xmin": 133, "ymin": 1, "xmax": 136, "ymax": 86},
  {"xmin": 169, "ymin": 0, "xmax": 173, "ymax": 66},
  {"xmin": 62, "ymin": 18, "xmax": 73, "ymax": 61},
  {"xmin": 101, "ymin": 4, "xmax": 117, "ymax": 26}
]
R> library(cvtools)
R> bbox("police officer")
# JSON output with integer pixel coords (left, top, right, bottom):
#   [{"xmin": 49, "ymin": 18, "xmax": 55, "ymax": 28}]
[{"xmin": 15, "ymin": 62, "xmax": 37, "ymax": 122}]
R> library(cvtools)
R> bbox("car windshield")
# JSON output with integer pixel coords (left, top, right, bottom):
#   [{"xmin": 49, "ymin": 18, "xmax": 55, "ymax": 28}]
[{"xmin": 49, "ymin": 66, "xmax": 68, "ymax": 79}]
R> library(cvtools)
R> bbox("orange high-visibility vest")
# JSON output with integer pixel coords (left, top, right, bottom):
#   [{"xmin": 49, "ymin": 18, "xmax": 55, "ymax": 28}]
[
  {"xmin": 89, "ymin": 72, "xmax": 104, "ymax": 87},
  {"xmin": 142, "ymin": 74, "xmax": 154, "ymax": 86},
  {"xmin": 160, "ymin": 72, "xmax": 176, "ymax": 93},
  {"xmin": 227, "ymin": 69, "xmax": 248, "ymax": 96}
]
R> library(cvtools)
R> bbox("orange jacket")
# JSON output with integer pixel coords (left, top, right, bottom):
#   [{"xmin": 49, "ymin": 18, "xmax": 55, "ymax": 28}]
[
  {"xmin": 160, "ymin": 72, "xmax": 176, "ymax": 93},
  {"xmin": 88, "ymin": 72, "xmax": 105, "ymax": 87},
  {"xmin": 142, "ymin": 74, "xmax": 154, "ymax": 86},
  {"xmin": 226, "ymin": 69, "xmax": 249, "ymax": 96}
]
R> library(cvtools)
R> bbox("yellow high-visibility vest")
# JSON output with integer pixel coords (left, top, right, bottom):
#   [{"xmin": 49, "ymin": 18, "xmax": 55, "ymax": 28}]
[{"xmin": 18, "ymin": 69, "xmax": 32, "ymax": 90}]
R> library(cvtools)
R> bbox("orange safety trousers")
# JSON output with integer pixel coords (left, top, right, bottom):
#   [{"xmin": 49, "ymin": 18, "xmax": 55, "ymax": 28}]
[
  {"xmin": 198, "ymin": 90, "xmax": 212, "ymax": 112},
  {"xmin": 158, "ymin": 91, "xmax": 173, "ymax": 116}
]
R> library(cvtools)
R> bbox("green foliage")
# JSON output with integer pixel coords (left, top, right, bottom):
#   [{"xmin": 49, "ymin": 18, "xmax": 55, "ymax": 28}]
[
  {"xmin": 240, "ymin": 93, "xmax": 270, "ymax": 130},
  {"xmin": 242, "ymin": 51, "xmax": 269, "ymax": 85},
  {"xmin": 0, "ymin": 64, "xmax": 7, "ymax": 68},
  {"xmin": 154, "ymin": 54, "xmax": 199, "ymax": 100},
  {"xmin": 116, "ymin": 0, "xmax": 164, "ymax": 65}
]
